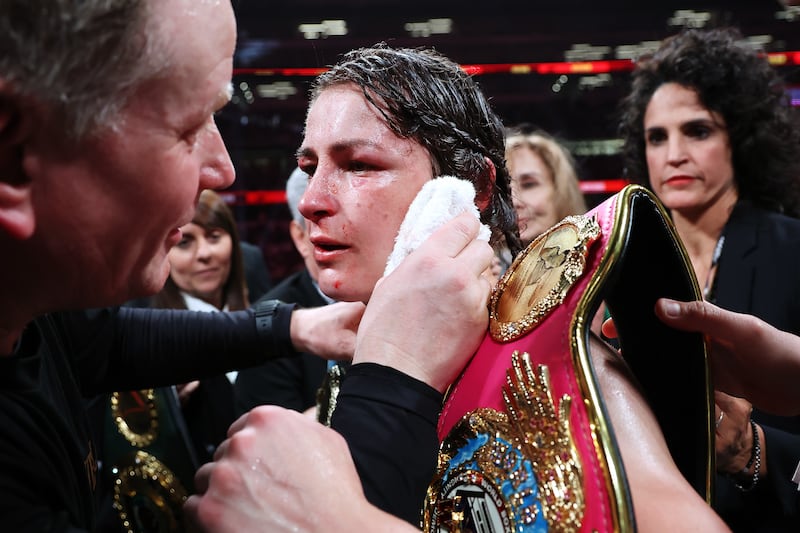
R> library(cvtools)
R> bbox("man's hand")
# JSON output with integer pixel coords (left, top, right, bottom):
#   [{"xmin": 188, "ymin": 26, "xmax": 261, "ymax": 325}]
[
  {"xmin": 354, "ymin": 212, "xmax": 494, "ymax": 392},
  {"xmin": 713, "ymin": 391, "xmax": 758, "ymax": 474},
  {"xmin": 655, "ymin": 298, "xmax": 800, "ymax": 416},
  {"xmin": 184, "ymin": 406, "xmax": 414, "ymax": 533}
]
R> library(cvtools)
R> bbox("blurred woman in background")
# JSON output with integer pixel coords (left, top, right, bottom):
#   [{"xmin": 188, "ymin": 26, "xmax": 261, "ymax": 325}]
[
  {"xmin": 95, "ymin": 189, "xmax": 250, "ymax": 531},
  {"xmin": 494, "ymin": 127, "xmax": 587, "ymax": 274},
  {"xmin": 155, "ymin": 189, "xmax": 249, "ymax": 314},
  {"xmin": 155, "ymin": 188, "xmax": 248, "ymax": 461}
]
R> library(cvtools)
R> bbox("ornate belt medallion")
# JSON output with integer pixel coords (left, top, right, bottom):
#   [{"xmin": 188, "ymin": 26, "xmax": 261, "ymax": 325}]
[
  {"xmin": 490, "ymin": 215, "xmax": 600, "ymax": 342},
  {"xmin": 111, "ymin": 389, "xmax": 159, "ymax": 447},
  {"xmin": 111, "ymin": 450, "xmax": 189, "ymax": 533},
  {"xmin": 425, "ymin": 352, "xmax": 584, "ymax": 532}
]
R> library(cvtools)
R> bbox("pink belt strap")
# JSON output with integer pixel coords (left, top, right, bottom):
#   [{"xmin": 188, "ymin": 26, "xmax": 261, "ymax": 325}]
[{"xmin": 424, "ymin": 185, "xmax": 713, "ymax": 532}]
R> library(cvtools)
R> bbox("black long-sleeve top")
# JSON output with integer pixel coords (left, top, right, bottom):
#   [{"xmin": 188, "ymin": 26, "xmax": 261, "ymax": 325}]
[
  {"xmin": 0, "ymin": 306, "xmax": 293, "ymax": 532},
  {"xmin": 331, "ymin": 363, "xmax": 443, "ymax": 526}
]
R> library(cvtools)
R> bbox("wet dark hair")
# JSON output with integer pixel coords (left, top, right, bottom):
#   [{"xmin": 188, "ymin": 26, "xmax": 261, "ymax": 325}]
[
  {"xmin": 153, "ymin": 190, "xmax": 249, "ymax": 311},
  {"xmin": 619, "ymin": 27, "xmax": 800, "ymax": 217},
  {"xmin": 310, "ymin": 43, "xmax": 522, "ymax": 255}
]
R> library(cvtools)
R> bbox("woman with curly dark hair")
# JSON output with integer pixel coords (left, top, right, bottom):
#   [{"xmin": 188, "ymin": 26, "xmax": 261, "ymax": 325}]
[{"xmin": 619, "ymin": 27, "xmax": 800, "ymax": 532}]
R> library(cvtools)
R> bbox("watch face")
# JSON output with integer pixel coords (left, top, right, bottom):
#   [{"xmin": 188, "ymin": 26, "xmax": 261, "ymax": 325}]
[{"xmin": 490, "ymin": 215, "xmax": 600, "ymax": 342}]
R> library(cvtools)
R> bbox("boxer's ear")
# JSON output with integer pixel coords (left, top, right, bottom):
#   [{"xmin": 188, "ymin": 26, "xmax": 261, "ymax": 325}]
[{"xmin": 475, "ymin": 157, "xmax": 496, "ymax": 211}]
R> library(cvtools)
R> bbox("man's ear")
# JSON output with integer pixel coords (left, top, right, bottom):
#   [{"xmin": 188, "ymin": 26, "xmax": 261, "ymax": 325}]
[
  {"xmin": 475, "ymin": 157, "xmax": 496, "ymax": 211},
  {"xmin": 289, "ymin": 219, "xmax": 312, "ymax": 258},
  {"xmin": 0, "ymin": 81, "xmax": 35, "ymax": 240}
]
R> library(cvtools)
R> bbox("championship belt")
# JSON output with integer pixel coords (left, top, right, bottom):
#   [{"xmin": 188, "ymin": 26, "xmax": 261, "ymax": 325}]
[
  {"xmin": 103, "ymin": 387, "xmax": 197, "ymax": 532},
  {"xmin": 424, "ymin": 185, "xmax": 714, "ymax": 532}
]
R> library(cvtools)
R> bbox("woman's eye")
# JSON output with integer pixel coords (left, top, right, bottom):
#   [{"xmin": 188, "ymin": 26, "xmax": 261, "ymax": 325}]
[
  {"xmin": 349, "ymin": 161, "xmax": 371, "ymax": 172},
  {"xmin": 646, "ymin": 131, "xmax": 666, "ymax": 145},
  {"xmin": 688, "ymin": 125, "xmax": 711, "ymax": 139}
]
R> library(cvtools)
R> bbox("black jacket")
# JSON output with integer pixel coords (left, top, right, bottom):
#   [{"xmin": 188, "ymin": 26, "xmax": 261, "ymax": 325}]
[
  {"xmin": 234, "ymin": 269, "xmax": 330, "ymax": 414},
  {"xmin": 713, "ymin": 202, "xmax": 800, "ymax": 532}
]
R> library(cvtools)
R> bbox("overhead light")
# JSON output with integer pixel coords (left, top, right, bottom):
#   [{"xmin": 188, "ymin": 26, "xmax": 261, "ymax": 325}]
[
  {"xmin": 776, "ymin": 4, "xmax": 800, "ymax": 21},
  {"xmin": 298, "ymin": 20, "xmax": 348, "ymax": 39},
  {"xmin": 564, "ymin": 43, "xmax": 612, "ymax": 62},
  {"xmin": 578, "ymin": 74, "xmax": 612, "ymax": 90},
  {"xmin": 745, "ymin": 34, "xmax": 773, "ymax": 50},
  {"xmin": 256, "ymin": 82, "xmax": 298, "ymax": 100},
  {"xmin": 615, "ymin": 41, "xmax": 662, "ymax": 60},
  {"xmin": 668, "ymin": 10, "xmax": 711, "ymax": 29},
  {"xmin": 404, "ymin": 18, "xmax": 453, "ymax": 38},
  {"xmin": 566, "ymin": 139, "xmax": 625, "ymax": 157}
]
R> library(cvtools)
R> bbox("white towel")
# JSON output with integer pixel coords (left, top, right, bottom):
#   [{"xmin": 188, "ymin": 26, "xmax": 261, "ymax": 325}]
[{"xmin": 384, "ymin": 176, "xmax": 491, "ymax": 276}]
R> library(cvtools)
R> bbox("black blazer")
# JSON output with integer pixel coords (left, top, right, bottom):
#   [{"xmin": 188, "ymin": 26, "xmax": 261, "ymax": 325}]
[
  {"xmin": 234, "ymin": 269, "xmax": 331, "ymax": 415},
  {"xmin": 712, "ymin": 202, "xmax": 800, "ymax": 532},
  {"xmin": 240, "ymin": 241, "xmax": 272, "ymax": 302}
]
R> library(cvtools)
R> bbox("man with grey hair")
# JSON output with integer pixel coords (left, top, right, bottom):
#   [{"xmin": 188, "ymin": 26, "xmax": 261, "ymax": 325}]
[
  {"xmin": 235, "ymin": 167, "xmax": 339, "ymax": 416},
  {"xmin": 0, "ymin": 1, "xmax": 492, "ymax": 531}
]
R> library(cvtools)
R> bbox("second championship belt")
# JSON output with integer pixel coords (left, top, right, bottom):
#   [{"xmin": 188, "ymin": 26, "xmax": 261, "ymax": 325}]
[{"xmin": 424, "ymin": 185, "xmax": 714, "ymax": 532}]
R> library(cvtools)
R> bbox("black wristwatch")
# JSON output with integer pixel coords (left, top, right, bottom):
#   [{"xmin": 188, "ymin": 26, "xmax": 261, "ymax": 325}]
[{"xmin": 252, "ymin": 298, "xmax": 297, "ymax": 356}]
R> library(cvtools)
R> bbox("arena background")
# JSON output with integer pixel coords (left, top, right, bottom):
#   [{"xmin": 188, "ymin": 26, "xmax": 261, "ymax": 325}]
[{"xmin": 219, "ymin": 0, "xmax": 800, "ymax": 281}]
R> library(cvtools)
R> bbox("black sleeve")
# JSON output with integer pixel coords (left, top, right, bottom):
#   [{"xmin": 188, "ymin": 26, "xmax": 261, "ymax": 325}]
[
  {"xmin": 758, "ymin": 426, "xmax": 800, "ymax": 518},
  {"xmin": 63, "ymin": 304, "xmax": 295, "ymax": 395},
  {"xmin": 330, "ymin": 363, "xmax": 442, "ymax": 526}
]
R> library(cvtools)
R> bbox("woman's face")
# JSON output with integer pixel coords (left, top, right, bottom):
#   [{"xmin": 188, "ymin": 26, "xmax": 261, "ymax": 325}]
[
  {"xmin": 297, "ymin": 83, "xmax": 434, "ymax": 303},
  {"xmin": 168, "ymin": 222, "xmax": 233, "ymax": 307},
  {"xmin": 507, "ymin": 146, "xmax": 558, "ymax": 245},
  {"xmin": 643, "ymin": 83, "xmax": 736, "ymax": 216}
]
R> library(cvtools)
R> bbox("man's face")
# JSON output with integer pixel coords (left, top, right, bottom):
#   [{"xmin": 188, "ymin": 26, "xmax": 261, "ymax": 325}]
[
  {"xmin": 297, "ymin": 83, "xmax": 434, "ymax": 303},
  {"xmin": 24, "ymin": 0, "xmax": 237, "ymax": 307}
]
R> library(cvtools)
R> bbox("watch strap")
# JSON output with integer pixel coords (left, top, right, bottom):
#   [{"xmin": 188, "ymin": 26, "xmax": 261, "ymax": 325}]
[{"xmin": 252, "ymin": 299, "xmax": 297, "ymax": 357}]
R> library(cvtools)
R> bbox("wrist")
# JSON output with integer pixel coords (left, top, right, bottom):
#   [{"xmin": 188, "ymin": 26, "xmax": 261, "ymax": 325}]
[
  {"xmin": 732, "ymin": 419, "xmax": 762, "ymax": 492},
  {"xmin": 289, "ymin": 308, "xmax": 310, "ymax": 353},
  {"xmin": 355, "ymin": 335, "xmax": 445, "ymax": 392},
  {"xmin": 253, "ymin": 299, "xmax": 297, "ymax": 356},
  {"xmin": 349, "ymin": 502, "xmax": 417, "ymax": 533}
]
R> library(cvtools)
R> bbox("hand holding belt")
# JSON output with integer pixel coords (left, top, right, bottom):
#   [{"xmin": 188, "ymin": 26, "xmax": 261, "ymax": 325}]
[{"xmin": 424, "ymin": 185, "xmax": 714, "ymax": 532}]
